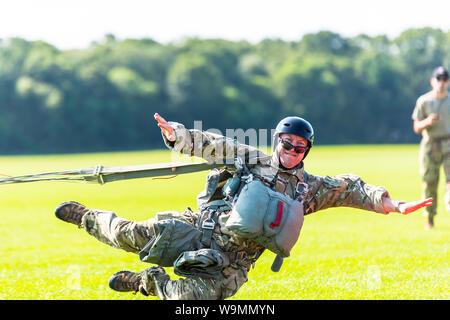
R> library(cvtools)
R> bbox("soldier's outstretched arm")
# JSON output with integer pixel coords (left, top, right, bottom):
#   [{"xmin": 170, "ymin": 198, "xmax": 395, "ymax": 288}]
[
  {"xmin": 154, "ymin": 113, "xmax": 266, "ymax": 163},
  {"xmin": 304, "ymin": 173, "xmax": 432, "ymax": 215}
]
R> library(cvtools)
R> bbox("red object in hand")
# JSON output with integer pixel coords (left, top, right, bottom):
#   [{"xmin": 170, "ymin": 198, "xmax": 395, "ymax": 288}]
[
  {"xmin": 399, "ymin": 197, "xmax": 433, "ymax": 215},
  {"xmin": 154, "ymin": 113, "xmax": 176, "ymax": 141}
]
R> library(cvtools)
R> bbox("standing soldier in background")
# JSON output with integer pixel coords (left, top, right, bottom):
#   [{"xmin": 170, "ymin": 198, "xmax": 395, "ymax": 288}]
[{"xmin": 412, "ymin": 66, "xmax": 450, "ymax": 230}]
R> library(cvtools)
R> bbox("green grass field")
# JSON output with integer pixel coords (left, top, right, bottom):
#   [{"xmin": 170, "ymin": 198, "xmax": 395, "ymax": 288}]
[{"xmin": 0, "ymin": 145, "xmax": 448, "ymax": 300}]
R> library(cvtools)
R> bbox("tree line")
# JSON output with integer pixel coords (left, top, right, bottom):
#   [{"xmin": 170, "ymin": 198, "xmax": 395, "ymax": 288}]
[{"xmin": 0, "ymin": 28, "xmax": 449, "ymax": 154}]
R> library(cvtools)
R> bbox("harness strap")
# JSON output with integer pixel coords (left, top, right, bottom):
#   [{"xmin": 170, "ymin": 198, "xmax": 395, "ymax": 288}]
[
  {"xmin": 199, "ymin": 209, "xmax": 217, "ymax": 248},
  {"xmin": 271, "ymin": 255, "xmax": 284, "ymax": 272}
]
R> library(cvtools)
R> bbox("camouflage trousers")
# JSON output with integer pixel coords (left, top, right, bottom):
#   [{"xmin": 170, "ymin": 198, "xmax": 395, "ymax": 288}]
[
  {"xmin": 419, "ymin": 137, "xmax": 450, "ymax": 217},
  {"xmin": 80, "ymin": 208, "xmax": 253, "ymax": 300}
]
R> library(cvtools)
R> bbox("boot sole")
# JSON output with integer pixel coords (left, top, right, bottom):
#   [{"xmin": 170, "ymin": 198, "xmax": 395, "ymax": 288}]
[{"xmin": 54, "ymin": 201, "xmax": 85, "ymax": 222}]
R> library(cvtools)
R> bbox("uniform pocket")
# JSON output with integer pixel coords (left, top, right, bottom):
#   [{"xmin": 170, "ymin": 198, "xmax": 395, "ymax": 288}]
[
  {"xmin": 173, "ymin": 248, "xmax": 230, "ymax": 279},
  {"xmin": 139, "ymin": 219, "xmax": 203, "ymax": 267}
]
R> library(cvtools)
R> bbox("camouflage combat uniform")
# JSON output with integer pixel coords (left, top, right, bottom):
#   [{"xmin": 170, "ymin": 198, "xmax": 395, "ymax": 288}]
[
  {"xmin": 81, "ymin": 122, "xmax": 390, "ymax": 300},
  {"xmin": 412, "ymin": 90, "xmax": 450, "ymax": 218}
]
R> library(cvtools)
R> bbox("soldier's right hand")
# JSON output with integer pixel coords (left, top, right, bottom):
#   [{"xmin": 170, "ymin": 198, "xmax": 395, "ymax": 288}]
[
  {"xmin": 154, "ymin": 113, "xmax": 176, "ymax": 142},
  {"xmin": 427, "ymin": 113, "xmax": 440, "ymax": 126}
]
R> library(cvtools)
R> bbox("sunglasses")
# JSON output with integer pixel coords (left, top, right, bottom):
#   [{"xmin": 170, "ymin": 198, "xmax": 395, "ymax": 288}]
[
  {"xmin": 436, "ymin": 76, "xmax": 448, "ymax": 82},
  {"xmin": 279, "ymin": 138, "xmax": 307, "ymax": 154}
]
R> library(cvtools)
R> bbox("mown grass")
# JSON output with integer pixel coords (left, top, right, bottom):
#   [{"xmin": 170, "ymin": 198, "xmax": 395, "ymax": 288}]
[{"xmin": 0, "ymin": 145, "xmax": 448, "ymax": 300}]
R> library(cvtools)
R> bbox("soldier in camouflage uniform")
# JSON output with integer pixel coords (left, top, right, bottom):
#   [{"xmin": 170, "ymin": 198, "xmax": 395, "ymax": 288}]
[
  {"xmin": 412, "ymin": 66, "xmax": 450, "ymax": 230},
  {"xmin": 55, "ymin": 114, "xmax": 432, "ymax": 300}
]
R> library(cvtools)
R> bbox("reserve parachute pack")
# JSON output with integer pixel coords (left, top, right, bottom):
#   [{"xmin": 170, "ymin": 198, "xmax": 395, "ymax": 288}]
[
  {"xmin": 220, "ymin": 158, "xmax": 304, "ymax": 260},
  {"xmin": 225, "ymin": 179, "xmax": 304, "ymax": 258}
]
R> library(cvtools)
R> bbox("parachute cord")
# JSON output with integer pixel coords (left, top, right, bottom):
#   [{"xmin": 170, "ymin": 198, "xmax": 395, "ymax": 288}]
[{"xmin": 152, "ymin": 175, "xmax": 178, "ymax": 180}]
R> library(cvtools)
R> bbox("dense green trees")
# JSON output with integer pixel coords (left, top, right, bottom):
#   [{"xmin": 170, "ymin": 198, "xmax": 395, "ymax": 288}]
[{"xmin": 0, "ymin": 28, "xmax": 449, "ymax": 154}]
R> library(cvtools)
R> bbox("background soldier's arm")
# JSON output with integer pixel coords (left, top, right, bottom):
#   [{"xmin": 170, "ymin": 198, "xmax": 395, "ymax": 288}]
[
  {"xmin": 413, "ymin": 115, "xmax": 440, "ymax": 134},
  {"xmin": 411, "ymin": 97, "xmax": 439, "ymax": 134}
]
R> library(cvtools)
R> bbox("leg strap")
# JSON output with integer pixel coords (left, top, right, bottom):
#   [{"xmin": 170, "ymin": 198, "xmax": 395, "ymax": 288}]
[{"xmin": 199, "ymin": 209, "xmax": 217, "ymax": 248}]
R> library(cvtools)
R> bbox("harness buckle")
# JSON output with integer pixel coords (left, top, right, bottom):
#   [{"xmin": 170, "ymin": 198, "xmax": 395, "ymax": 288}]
[
  {"xmin": 295, "ymin": 182, "xmax": 308, "ymax": 200},
  {"xmin": 202, "ymin": 220, "xmax": 215, "ymax": 230},
  {"xmin": 93, "ymin": 164, "xmax": 105, "ymax": 185}
]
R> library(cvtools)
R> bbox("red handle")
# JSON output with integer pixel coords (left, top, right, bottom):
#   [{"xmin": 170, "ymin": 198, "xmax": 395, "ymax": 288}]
[{"xmin": 270, "ymin": 200, "xmax": 283, "ymax": 229}]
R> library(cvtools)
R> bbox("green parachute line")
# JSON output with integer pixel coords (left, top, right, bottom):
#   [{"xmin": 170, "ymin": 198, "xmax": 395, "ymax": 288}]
[{"xmin": 0, "ymin": 162, "xmax": 233, "ymax": 185}]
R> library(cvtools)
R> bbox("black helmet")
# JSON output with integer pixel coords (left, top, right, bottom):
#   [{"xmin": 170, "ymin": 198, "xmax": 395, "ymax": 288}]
[{"xmin": 273, "ymin": 116, "xmax": 314, "ymax": 159}]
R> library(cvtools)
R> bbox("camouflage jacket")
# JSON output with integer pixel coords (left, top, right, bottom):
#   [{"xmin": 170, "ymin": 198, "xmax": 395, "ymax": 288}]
[{"xmin": 162, "ymin": 122, "xmax": 390, "ymax": 256}]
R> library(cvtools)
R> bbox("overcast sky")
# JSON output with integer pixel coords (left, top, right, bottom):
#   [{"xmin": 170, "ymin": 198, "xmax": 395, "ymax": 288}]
[{"xmin": 1, "ymin": 0, "xmax": 449, "ymax": 50}]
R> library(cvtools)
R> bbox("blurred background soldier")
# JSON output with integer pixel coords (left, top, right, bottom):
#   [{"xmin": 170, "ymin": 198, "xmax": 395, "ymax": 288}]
[{"xmin": 412, "ymin": 66, "xmax": 450, "ymax": 230}]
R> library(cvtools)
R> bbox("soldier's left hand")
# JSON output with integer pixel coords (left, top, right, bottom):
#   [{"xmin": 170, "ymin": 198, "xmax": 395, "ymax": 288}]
[{"xmin": 397, "ymin": 197, "xmax": 433, "ymax": 215}]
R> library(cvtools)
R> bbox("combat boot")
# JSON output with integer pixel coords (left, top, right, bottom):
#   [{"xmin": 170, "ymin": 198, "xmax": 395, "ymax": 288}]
[
  {"xmin": 54, "ymin": 201, "xmax": 90, "ymax": 227},
  {"xmin": 425, "ymin": 215, "xmax": 435, "ymax": 230},
  {"xmin": 108, "ymin": 266, "xmax": 167, "ymax": 296},
  {"xmin": 109, "ymin": 270, "xmax": 149, "ymax": 296}
]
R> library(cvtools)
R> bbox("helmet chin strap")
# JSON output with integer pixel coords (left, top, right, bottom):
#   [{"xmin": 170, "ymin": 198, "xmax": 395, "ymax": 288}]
[
  {"xmin": 279, "ymin": 157, "xmax": 304, "ymax": 170},
  {"xmin": 274, "ymin": 148, "xmax": 304, "ymax": 170}
]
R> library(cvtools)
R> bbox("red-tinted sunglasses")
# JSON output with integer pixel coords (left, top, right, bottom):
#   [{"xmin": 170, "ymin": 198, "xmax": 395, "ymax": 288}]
[{"xmin": 279, "ymin": 138, "xmax": 307, "ymax": 154}]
